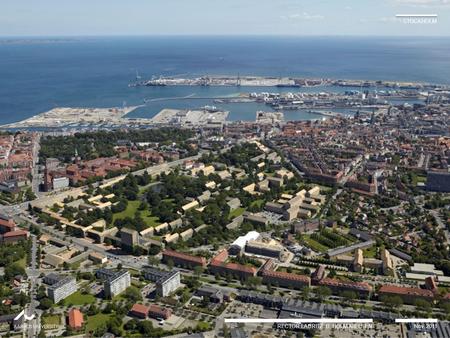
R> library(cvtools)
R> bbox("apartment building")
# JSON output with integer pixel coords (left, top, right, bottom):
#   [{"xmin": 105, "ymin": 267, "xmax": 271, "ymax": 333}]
[
  {"xmin": 47, "ymin": 276, "xmax": 78, "ymax": 303},
  {"xmin": 143, "ymin": 268, "xmax": 181, "ymax": 297},
  {"xmin": 96, "ymin": 269, "xmax": 131, "ymax": 298},
  {"xmin": 162, "ymin": 249, "xmax": 207, "ymax": 269}
]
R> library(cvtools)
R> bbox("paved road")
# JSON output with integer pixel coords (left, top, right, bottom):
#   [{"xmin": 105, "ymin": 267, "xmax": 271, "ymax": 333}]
[
  {"xmin": 31, "ymin": 134, "xmax": 42, "ymax": 196},
  {"xmin": 25, "ymin": 234, "xmax": 41, "ymax": 338}
]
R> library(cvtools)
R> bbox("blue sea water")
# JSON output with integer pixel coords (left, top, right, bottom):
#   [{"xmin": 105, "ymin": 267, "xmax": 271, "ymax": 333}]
[{"xmin": 0, "ymin": 36, "xmax": 449, "ymax": 124}]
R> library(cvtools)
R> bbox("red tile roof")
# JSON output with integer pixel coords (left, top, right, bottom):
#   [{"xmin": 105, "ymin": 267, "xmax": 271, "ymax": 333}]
[
  {"xmin": 163, "ymin": 249, "xmax": 207, "ymax": 265},
  {"xmin": 319, "ymin": 278, "xmax": 372, "ymax": 292},
  {"xmin": 262, "ymin": 270, "xmax": 311, "ymax": 283},
  {"xmin": 260, "ymin": 259, "xmax": 276, "ymax": 273},
  {"xmin": 224, "ymin": 262, "xmax": 257, "ymax": 274},
  {"xmin": 0, "ymin": 218, "xmax": 15, "ymax": 230},
  {"xmin": 3, "ymin": 230, "xmax": 28, "ymax": 238},
  {"xmin": 210, "ymin": 260, "xmax": 257, "ymax": 274},
  {"xmin": 68, "ymin": 308, "xmax": 83, "ymax": 329},
  {"xmin": 130, "ymin": 303, "xmax": 149, "ymax": 316},
  {"xmin": 209, "ymin": 249, "xmax": 257, "ymax": 275},
  {"xmin": 211, "ymin": 250, "xmax": 229, "ymax": 263},
  {"xmin": 379, "ymin": 285, "xmax": 434, "ymax": 298},
  {"xmin": 148, "ymin": 304, "xmax": 172, "ymax": 319}
]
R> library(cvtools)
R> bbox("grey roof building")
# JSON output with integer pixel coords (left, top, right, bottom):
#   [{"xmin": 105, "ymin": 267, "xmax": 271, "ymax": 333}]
[
  {"xmin": 143, "ymin": 267, "xmax": 181, "ymax": 297},
  {"xmin": 47, "ymin": 276, "xmax": 77, "ymax": 303},
  {"xmin": 96, "ymin": 269, "xmax": 131, "ymax": 298}
]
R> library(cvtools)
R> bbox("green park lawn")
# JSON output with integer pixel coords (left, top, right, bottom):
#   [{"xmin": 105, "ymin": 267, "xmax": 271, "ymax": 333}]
[
  {"xmin": 229, "ymin": 207, "xmax": 246, "ymax": 219},
  {"xmin": 363, "ymin": 246, "xmax": 378, "ymax": 258},
  {"xmin": 64, "ymin": 291, "xmax": 96, "ymax": 306},
  {"xmin": 14, "ymin": 256, "xmax": 27, "ymax": 269},
  {"xmin": 301, "ymin": 235, "xmax": 329, "ymax": 253},
  {"xmin": 250, "ymin": 199, "xmax": 265, "ymax": 208},
  {"xmin": 42, "ymin": 315, "xmax": 61, "ymax": 326},
  {"xmin": 112, "ymin": 200, "xmax": 160, "ymax": 227},
  {"xmin": 86, "ymin": 313, "xmax": 113, "ymax": 332}
]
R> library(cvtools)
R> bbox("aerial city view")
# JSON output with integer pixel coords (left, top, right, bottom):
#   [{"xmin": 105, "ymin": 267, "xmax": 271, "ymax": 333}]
[{"xmin": 0, "ymin": 1, "xmax": 449, "ymax": 338}]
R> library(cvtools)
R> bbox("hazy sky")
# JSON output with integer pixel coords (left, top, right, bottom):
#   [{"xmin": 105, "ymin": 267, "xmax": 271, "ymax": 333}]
[{"xmin": 1, "ymin": 0, "xmax": 449, "ymax": 36}]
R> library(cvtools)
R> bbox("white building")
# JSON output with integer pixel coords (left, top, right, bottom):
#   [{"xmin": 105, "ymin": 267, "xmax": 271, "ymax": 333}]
[
  {"xmin": 410, "ymin": 263, "xmax": 444, "ymax": 276},
  {"xmin": 97, "ymin": 269, "xmax": 131, "ymax": 298},
  {"xmin": 157, "ymin": 271, "xmax": 181, "ymax": 297},
  {"xmin": 52, "ymin": 177, "xmax": 70, "ymax": 190},
  {"xmin": 47, "ymin": 276, "xmax": 78, "ymax": 303},
  {"xmin": 143, "ymin": 268, "xmax": 181, "ymax": 297},
  {"xmin": 229, "ymin": 231, "xmax": 260, "ymax": 254}
]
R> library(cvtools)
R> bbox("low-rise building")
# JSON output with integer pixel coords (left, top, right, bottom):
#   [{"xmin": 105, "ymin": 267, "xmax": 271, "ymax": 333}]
[
  {"xmin": 163, "ymin": 233, "xmax": 180, "ymax": 243},
  {"xmin": 180, "ymin": 228, "xmax": 194, "ymax": 241},
  {"xmin": 410, "ymin": 263, "xmax": 444, "ymax": 276},
  {"xmin": 89, "ymin": 252, "xmax": 108, "ymax": 264},
  {"xmin": 182, "ymin": 200, "xmax": 199, "ymax": 212},
  {"xmin": 378, "ymin": 284, "xmax": 434, "ymax": 304},
  {"xmin": 292, "ymin": 220, "xmax": 321, "ymax": 234},
  {"xmin": 162, "ymin": 249, "xmax": 207, "ymax": 269},
  {"xmin": 1, "ymin": 230, "xmax": 29, "ymax": 243},
  {"xmin": 196, "ymin": 286, "xmax": 224, "ymax": 303},
  {"xmin": 226, "ymin": 215, "xmax": 244, "ymax": 230},
  {"xmin": 243, "ymin": 213, "xmax": 268, "ymax": 227},
  {"xmin": 197, "ymin": 190, "xmax": 211, "ymax": 204},
  {"xmin": 245, "ymin": 240, "xmax": 284, "ymax": 259},
  {"xmin": 229, "ymin": 231, "xmax": 260, "ymax": 254},
  {"xmin": 262, "ymin": 270, "xmax": 311, "ymax": 289},
  {"xmin": 209, "ymin": 250, "xmax": 257, "ymax": 280},
  {"xmin": 148, "ymin": 305, "xmax": 172, "ymax": 320},
  {"xmin": 210, "ymin": 261, "xmax": 257, "ymax": 280},
  {"xmin": 154, "ymin": 222, "xmax": 169, "ymax": 234},
  {"xmin": 268, "ymin": 177, "xmax": 284, "ymax": 188},
  {"xmin": 67, "ymin": 308, "xmax": 84, "ymax": 330},
  {"xmin": 318, "ymin": 278, "xmax": 372, "ymax": 298},
  {"xmin": 129, "ymin": 303, "xmax": 149, "ymax": 319},
  {"xmin": 265, "ymin": 202, "xmax": 284, "ymax": 214},
  {"xmin": 243, "ymin": 183, "xmax": 256, "ymax": 194},
  {"xmin": 226, "ymin": 197, "xmax": 241, "ymax": 211},
  {"xmin": 0, "ymin": 217, "xmax": 16, "ymax": 234}
]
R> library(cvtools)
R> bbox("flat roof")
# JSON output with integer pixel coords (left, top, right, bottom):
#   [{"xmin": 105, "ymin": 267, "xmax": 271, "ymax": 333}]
[
  {"xmin": 405, "ymin": 273, "xmax": 431, "ymax": 281},
  {"xmin": 231, "ymin": 231, "xmax": 260, "ymax": 249},
  {"xmin": 411, "ymin": 263, "xmax": 444, "ymax": 275}
]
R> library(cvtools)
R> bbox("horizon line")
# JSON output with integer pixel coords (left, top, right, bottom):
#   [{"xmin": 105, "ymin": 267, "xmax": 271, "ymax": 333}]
[{"xmin": 1, "ymin": 34, "xmax": 450, "ymax": 38}]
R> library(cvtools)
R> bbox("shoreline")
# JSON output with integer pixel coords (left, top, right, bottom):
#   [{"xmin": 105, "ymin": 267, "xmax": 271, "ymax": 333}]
[
  {"xmin": 131, "ymin": 75, "xmax": 450, "ymax": 90},
  {"xmin": 0, "ymin": 75, "xmax": 444, "ymax": 130}
]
